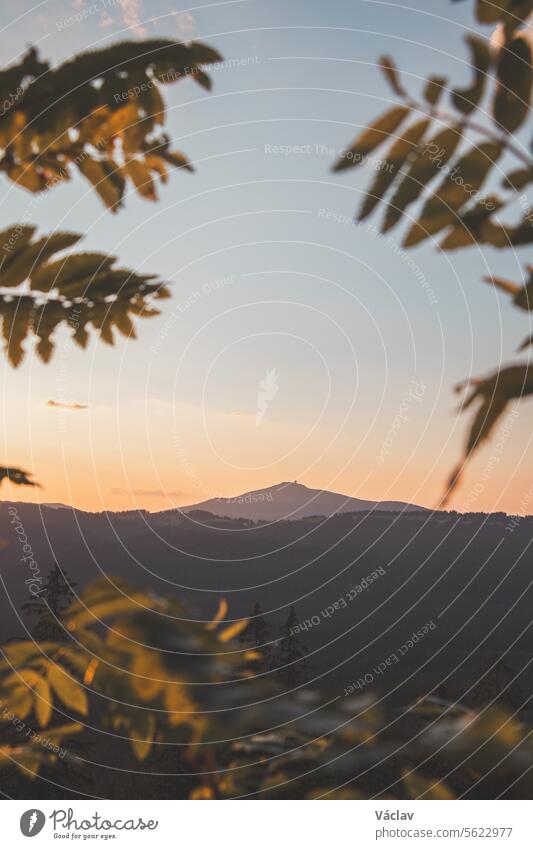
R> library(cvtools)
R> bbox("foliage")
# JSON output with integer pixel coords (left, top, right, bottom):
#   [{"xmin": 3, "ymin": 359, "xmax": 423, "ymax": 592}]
[
  {"xmin": 0, "ymin": 223, "xmax": 170, "ymax": 367},
  {"xmin": 452, "ymin": 0, "xmax": 533, "ymax": 34},
  {"xmin": 0, "ymin": 37, "xmax": 223, "ymax": 482},
  {"xmin": 0, "ymin": 40, "xmax": 221, "ymax": 209},
  {"xmin": 0, "ymin": 578, "xmax": 245, "ymax": 772},
  {"xmin": 334, "ymin": 1, "xmax": 533, "ymax": 503},
  {"xmin": 1, "ymin": 578, "xmax": 533, "ymax": 798},
  {"xmin": 1, "ymin": 6, "xmax": 532, "ymax": 800},
  {"xmin": 0, "ymin": 466, "xmax": 37, "ymax": 487}
]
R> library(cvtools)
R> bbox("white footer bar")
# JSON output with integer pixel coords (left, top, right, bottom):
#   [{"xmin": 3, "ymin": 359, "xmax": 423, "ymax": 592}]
[{"xmin": 3, "ymin": 799, "xmax": 531, "ymax": 847}]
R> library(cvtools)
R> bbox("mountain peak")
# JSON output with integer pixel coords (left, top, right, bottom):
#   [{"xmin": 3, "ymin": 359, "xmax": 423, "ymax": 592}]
[{"xmin": 177, "ymin": 482, "xmax": 426, "ymax": 522}]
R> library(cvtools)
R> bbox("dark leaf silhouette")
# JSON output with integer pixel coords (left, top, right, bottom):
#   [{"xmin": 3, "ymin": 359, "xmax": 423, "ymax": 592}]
[
  {"xmin": 404, "ymin": 141, "xmax": 502, "ymax": 247},
  {"xmin": 0, "ymin": 39, "xmax": 222, "ymax": 209},
  {"xmin": 424, "ymin": 76, "xmax": 447, "ymax": 107},
  {"xmin": 383, "ymin": 125, "xmax": 463, "ymax": 232},
  {"xmin": 332, "ymin": 106, "xmax": 410, "ymax": 172},
  {"xmin": 379, "ymin": 55, "xmax": 407, "ymax": 98},
  {"xmin": 438, "ymin": 195, "xmax": 504, "ymax": 249},
  {"xmin": 502, "ymin": 166, "xmax": 533, "ymax": 189},
  {"xmin": 493, "ymin": 35, "xmax": 533, "ymax": 132},
  {"xmin": 451, "ymin": 35, "xmax": 491, "ymax": 115},
  {"xmin": 0, "ymin": 466, "xmax": 37, "ymax": 486},
  {"xmin": 0, "ymin": 224, "xmax": 170, "ymax": 366},
  {"xmin": 485, "ymin": 268, "xmax": 533, "ymax": 310},
  {"xmin": 334, "ymin": 5, "xmax": 533, "ymax": 503},
  {"xmin": 452, "ymin": 0, "xmax": 533, "ymax": 33},
  {"xmin": 357, "ymin": 118, "xmax": 430, "ymax": 221},
  {"xmin": 441, "ymin": 365, "xmax": 533, "ymax": 505}
]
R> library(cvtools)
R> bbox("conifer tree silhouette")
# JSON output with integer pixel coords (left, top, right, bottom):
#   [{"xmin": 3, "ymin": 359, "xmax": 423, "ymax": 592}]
[
  {"xmin": 22, "ymin": 563, "xmax": 76, "ymax": 642},
  {"xmin": 273, "ymin": 605, "xmax": 309, "ymax": 688}
]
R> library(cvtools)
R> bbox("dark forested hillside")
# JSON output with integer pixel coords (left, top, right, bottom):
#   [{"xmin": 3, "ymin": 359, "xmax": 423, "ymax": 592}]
[{"xmin": 3, "ymin": 502, "xmax": 532, "ymax": 713}]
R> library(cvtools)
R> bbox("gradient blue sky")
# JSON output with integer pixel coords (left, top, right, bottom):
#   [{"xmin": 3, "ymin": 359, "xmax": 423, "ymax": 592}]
[{"xmin": 1, "ymin": 0, "xmax": 532, "ymax": 513}]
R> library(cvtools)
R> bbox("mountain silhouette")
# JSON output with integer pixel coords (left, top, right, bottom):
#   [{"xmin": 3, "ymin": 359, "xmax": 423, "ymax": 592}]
[{"xmin": 177, "ymin": 481, "xmax": 426, "ymax": 521}]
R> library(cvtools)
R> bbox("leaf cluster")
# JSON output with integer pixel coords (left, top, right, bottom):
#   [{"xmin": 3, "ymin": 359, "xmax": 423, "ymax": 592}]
[
  {"xmin": 0, "ymin": 223, "xmax": 170, "ymax": 367},
  {"xmin": 0, "ymin": 40, "xmax": 221, "ymax": 208},
  {"xmin": 334, "ymin": 4, "xmax": 533, "ymax": 502}
]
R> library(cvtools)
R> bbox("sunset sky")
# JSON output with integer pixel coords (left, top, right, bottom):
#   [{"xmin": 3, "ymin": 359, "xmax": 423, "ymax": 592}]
[{"xmin": 1, "ymin": 0, "xmax": 532, "ymax": 514}]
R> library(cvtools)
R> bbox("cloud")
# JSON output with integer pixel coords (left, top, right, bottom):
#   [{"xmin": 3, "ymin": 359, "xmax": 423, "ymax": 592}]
[
  {"xmin": 172, "ymin": 10, "xmax": 196, "ymax": 39},
  {"xmin": 118, "ymin": 0, "xmax": 147, "ymax": 36},
  {"xmin": 111, "ymin": 487, "xmax": 186, "ymax": 498},
  {"xmin": 46, "ymin": 399, "xmax": 88, "ymax": 410},
  {"xmin": 100, "ymin": 10, "xmax": 113, "ymax": 28}
]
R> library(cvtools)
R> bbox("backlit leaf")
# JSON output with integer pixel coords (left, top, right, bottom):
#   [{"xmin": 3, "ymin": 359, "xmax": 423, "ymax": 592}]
[
  {"xmin": 78, "ymin": 158, "xmax": 124, "ymax": 211},
  {"xmin": 48, "ymin": 663, "xmax": 88, "ymax": 715},
  {"xmin": 218, "ymin": 619, "xmax": 249, "ymax": 643},
  {"xmin": 206, "ymin": 598, "xmax": 229, "ymax": 630},
  {"xmin": 33, "ymin": 675, "xmax": 53, "ymax": 728},
  {"xmin": 127, "ymin": 711, "xmax": 155, "ymax": 760},
  {"xmin": 124, "ymin": 158, "xmax": 157, "ymax": 200},
  {"xmin": 403, "ymin": 769, "xmax": 455, "ymax": 799}
]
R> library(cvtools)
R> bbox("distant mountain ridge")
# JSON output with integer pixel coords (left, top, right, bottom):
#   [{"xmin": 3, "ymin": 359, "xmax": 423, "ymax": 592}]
[{"xmin": 176, "ymin": 481, "xmax": 427, "ymax": 522}]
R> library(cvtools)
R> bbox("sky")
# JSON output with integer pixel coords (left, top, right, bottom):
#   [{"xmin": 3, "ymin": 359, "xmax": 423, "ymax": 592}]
[{"xmin": 1, "ymin": 0, "xmax": 533, "ymax": 514}]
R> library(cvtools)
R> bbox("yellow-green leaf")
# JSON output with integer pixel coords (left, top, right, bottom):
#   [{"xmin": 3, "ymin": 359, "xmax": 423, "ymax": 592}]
[
  {"xmin": 128, "ymin": 711, "xmax": 155, "ymax": 760},
  {"xmin": 124, "ymin": 158, "xmax": 157, "ymax": 200},
  {"xmin": 47, "ymin": 664, "xmax": 88, "ymax": 715},
  {"xmin": 78, "ymin": 158, "xmax": 124, "ymax": 210},
  {"xmin": 33, "ymin": 676, "xmax": 53, "ymax": 728},
  {"xmin": 0, "ymin": 684, "xmax": 32, "ymax": 720},
  {"xmin": 218, "ymin": 619, "xmax": 249, "ymax": 643},
  {"xmin": 403, "ymin": 769, "xmax": 455, "ymax": 799}
]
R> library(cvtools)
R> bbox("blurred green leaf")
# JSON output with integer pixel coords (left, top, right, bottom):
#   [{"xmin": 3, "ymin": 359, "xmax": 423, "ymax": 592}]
[{"xmin": 48, "ymin": 663, "xmax": 88, "ymax": 716}]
